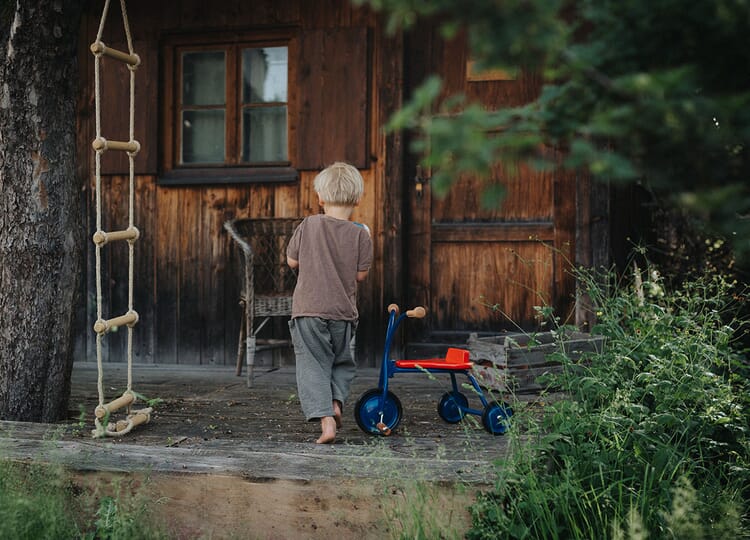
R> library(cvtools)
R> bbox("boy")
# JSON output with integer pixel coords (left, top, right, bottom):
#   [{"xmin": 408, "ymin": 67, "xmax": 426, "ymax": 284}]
[{"xmin": 286, "ymin": 162, "xmax": 373, "ymax": 444}]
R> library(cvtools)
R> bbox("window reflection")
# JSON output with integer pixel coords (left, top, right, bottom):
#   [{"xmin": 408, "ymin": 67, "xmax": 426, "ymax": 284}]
[
  {"xmin": 181, "ymin": 51, "xmax": 226, "ymax": 164},
  {"xmin": 183, "ymin": 51, "xmax": 225, "ymax": 106},
  {"xmin": 243, "ymin": 47, "xmax": 288, "ymax": 103},
  {"xmin": 243, "ymin": 107, "xmax": 287, "ymax": 163},
  {"xmin": 242, "ymin": 46, "xmax": 288, "ymax": 163},
  {"xmin": 183, "ymin": 110, "xmax": 225, "ymax": 163}
]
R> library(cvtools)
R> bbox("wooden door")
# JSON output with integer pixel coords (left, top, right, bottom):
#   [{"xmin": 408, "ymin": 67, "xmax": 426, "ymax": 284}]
[
  {"xmin": 406, "ymin": 156, "xmax": 576, "ymax": 336},
  {"xmin": 404, "ymin": 33, "xmax": 576, "ymax": 340}
]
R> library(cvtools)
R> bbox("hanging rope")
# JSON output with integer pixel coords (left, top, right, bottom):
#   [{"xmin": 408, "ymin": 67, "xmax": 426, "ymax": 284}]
[{"xmin": 90, "ymin": 0, "xmax": 151, "ymax": 438}]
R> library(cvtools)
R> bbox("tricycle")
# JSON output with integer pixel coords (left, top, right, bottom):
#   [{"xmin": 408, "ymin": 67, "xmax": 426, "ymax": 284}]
[{"xmin": 354, "ymin": 304, "xmax": 513, "ymax": 436}]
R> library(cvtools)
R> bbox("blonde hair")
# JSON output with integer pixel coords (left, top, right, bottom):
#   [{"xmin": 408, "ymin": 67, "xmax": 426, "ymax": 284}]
[{"xmin": 313, "ymin": 162, "xmax": 364, "ymax": 206}]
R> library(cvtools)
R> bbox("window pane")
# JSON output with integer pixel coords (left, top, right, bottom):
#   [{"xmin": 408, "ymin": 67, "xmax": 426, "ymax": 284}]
[
  {"xmin": 182, "ymin": 51, "xmax": 225, "ymax": 105},
  {"xmin": 182, "ymin": 110, "xmax": 225, "ymax": 163},
  {"xmin": 242, "ymin": 47, "xmax": 288, "ymax": 103},
  {"xmin": 242, "ymin": 106, "xmax": 287, "ymax": 162}
]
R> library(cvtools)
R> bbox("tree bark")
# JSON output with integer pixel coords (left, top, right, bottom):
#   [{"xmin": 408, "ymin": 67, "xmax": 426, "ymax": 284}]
[{"xmin": 0, "ymin": 0, "xmax": 85, "ymax": 422}]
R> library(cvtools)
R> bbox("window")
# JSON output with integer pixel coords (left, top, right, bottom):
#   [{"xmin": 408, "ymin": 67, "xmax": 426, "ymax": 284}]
[{"xmin": 161, "ymin": 31, "xmax": 297, "ymax": 184}]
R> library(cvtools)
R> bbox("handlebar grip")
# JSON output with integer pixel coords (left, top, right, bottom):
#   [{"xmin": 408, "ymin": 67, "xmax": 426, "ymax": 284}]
[
  {"xmin": 406, "ymin": 306, "xmax": 426, "ymax": 318},
  {"xmin": 387, "ymin": 303, "xmax": 400, "ymax": 315}
]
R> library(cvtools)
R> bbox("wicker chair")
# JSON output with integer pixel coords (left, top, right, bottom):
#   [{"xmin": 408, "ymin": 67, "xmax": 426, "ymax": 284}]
[{"xmin": 224, "ymin": 218, "xmax": 301, "ymax": 387}]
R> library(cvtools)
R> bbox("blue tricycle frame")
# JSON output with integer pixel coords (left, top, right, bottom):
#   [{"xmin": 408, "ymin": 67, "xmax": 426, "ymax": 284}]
[{"xmin": 354, "ymin": 304, "xmax": 513, "ymax": 436}]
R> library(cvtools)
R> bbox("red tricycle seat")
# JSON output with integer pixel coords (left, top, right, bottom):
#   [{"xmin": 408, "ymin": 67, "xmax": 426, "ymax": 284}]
[{"xmin": 395, "ymin": 347, "xmax": 473, "ymax": 371}]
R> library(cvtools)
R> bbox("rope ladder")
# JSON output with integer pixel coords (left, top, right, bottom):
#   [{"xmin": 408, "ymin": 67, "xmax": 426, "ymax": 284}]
[{"xmin": 90, "ymin": 0, "xmax": 151, "ymax": 438}]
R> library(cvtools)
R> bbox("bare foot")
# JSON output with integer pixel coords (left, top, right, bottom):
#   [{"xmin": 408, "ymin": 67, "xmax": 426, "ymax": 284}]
[
  {"xmin": 316, "ymin": 416, "xmax": 336, "ymax": 444},
  {"xmin": 332, "ymin": 400, "xmax": 343, "ymax": 429}
]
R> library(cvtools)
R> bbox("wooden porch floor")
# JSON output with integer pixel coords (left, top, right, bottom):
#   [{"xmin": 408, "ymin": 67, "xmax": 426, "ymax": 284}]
[{"xmin": 0, "ymin": 362, "xmax": 529, "ymax": 484}]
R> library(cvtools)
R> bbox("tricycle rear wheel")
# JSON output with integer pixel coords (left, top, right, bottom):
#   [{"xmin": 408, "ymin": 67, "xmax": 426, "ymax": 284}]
[
  {"xmin": 437, "ymin": 391, "xmax": 469, "ymax": 423},
  {"xmin": 482, "ymin": 401, "xmax": 513, "ymax": 435}
]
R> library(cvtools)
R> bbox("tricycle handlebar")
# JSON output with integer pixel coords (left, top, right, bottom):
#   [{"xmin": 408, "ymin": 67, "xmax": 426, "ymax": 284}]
[
  {"xmin": 387, "ymin": 304, "xmax": 426, "ymax": 318},
  {"xmin": 406, "ymin": 306, "xmax": 426, "ymax": 318}
]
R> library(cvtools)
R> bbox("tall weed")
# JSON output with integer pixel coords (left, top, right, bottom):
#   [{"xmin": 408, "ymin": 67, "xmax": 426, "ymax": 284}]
[
  {"xmin": 0, "ymin": 460, "xmax": 80, "ymax": 539},
  {"xmin": 469, "ymin": 265, "xmax": 750, "ymax": 539},
  {"xmin": 0, "ymin": 458, "xmax": 169, "ymax": 539}
]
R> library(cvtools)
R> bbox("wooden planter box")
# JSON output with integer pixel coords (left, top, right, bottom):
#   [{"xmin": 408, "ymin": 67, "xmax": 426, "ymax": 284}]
[{"xmin": 467, "ymin": 331, "xmax": 605, "ymax": 393}]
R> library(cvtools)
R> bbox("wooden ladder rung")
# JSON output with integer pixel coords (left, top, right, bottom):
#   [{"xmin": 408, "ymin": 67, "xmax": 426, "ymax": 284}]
[
  {"xmin": 116, "ymin": 407, "xmax": 152, "ymax": 432},
  {"xmin": 92, "ymin": 136, "xmax": 140, "ymax": 154},
  {"xmin": 90, "ymin": 40, "xmax": 140, "ymax": 66},
  {"xmin": 93, "ymin": 227, "xmax": 139, "ymax": 246},
  {"xmin": 94, "ymin": 392, "xmax": 135, "ymax": 419},
  {"xmin": 94, "ymin": 311, "xmax": 139, "ymax": 334}
]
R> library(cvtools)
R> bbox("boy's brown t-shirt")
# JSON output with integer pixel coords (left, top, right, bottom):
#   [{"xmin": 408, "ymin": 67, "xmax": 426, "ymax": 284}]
[{"xmin": 287, "ymin": 214, "xmax": 373, "ymax": 321}]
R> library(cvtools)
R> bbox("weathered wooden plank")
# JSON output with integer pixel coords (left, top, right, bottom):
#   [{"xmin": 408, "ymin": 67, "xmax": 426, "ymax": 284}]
[
  {"xmin": 299, "ymin": 0, "xmax": 352, "ymax": 28},
  {"xmin": 222, "ymin": 187, "xmax": 248, "ymax": 370},
  {"xmin": 431, "ymin": 242, "xmax": 555, "ymax": 330},
  {"xmin": 248, "ymin": 185, "xmax": 274, "ymax": 218},
  {"xmin": 468, "ymin": 332, "xmax": 605, "ymax": 392},
  {"xmin": 431, "ymin": 162, "xmax": 554, "ymax": 224},
  {"xmin": 297, "ymin": 171, "xmax": 317, "ymax": 216},
  {"xmin": 154, "ymin": 186, "xmax": 180, "ymax": 364},
  {"xmin": 178, "ymin": 188, "xmax": 203, "ymax": 364},
  {"xmin": 273, "ymin": 183, "xmax": 299, "ymax": 217},
  {"xmin": 133, "ymin": 176, "xmax": 156, "ymax": 362},
  {"xmin": 365, "ymin": 23, "xmax": 403, "ymax": 364},
  {"xmin": 469, "ymin": 332, "xmax": 604, "ymax": 366},
  {"xmin": 432, "ymin": 222, "xmax": 555, "ymax": 243},
  {"xmin": 297, "ymin": 27, "xmax": 370, "ymax": 169},
  {"xmin": 403, "ymin": 24, "xmax": 437, "ymax": 340},
  {"xmin": 173, "ymin": 0, "xmax": 301, "ymax": 28},
  {"xmin": 96, "ymin": 39, "xmax": 156, "ymax": 175},
  {"xmin": 438, "ymin": 31, "xmax": 467, "ymax": 98},
  {"xmin": 0, "ymin": 421, "xmax": 504, "ymax": 483},
  {"xmin": 201, "ymin": 187, "xmax": 229, "ymax": 365},
  {"xmin": 467, "ymin": 70, "xmax": 544, "ymax": 109},
  {"xmin": 553, "ymin": 154, "xmax": 578, "ymax": 323},
  {"xmin": 102, "ymin": 175, "xmax": 130, "ymax": 364}
]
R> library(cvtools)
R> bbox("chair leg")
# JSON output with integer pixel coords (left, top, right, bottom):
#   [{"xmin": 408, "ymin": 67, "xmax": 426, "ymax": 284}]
[
  {"xmin": 236, "ymin": 307, "xmax": 246, "ymax": 377},
  {"xmin": 246, "ymin": 335, "xmax": 256, "ymax": 388}
]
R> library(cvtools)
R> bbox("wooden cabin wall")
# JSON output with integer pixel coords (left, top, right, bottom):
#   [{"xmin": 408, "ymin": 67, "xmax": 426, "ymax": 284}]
[{"xmin": 75, "ymin": 0, "xmax": 393, "ymax": 365}]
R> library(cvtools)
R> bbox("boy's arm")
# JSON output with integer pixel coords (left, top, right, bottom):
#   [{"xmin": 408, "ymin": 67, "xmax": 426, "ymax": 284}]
[
  {"xmin": 287, "ymin": 256, "xmax": 299, "ymax": 269},
  {"xmin": 356, "ymin": 269, "xmax": 369, "ymax": 282}
]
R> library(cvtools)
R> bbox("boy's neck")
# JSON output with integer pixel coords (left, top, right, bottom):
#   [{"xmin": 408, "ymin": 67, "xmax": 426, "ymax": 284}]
[{"xmin": 322, "ymin": 204, "xmax": 355, "ymax": 220}]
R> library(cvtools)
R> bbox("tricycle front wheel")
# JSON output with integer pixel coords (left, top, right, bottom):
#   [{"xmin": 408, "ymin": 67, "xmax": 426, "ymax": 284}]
[{"xmin": 354, "ymin": 388, "xmax": 402, "ymax": 435}]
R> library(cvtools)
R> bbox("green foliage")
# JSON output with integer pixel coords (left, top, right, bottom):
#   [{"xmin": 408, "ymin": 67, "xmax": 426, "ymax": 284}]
[
  {"xmin": 0, "ymin": 459, "xmax": 169, "ymax": 540},
  {"xmin": 0, "ymin": 460, "xmax": 80, "ymax": 539},
  {"xmin": 467, "ymin": 266, "xmax": 750, "ymax": 539},
  {"xmin": 359, "ymin": 0, "xmax": 750, "ymax": 262},
  {"xmin": 83, "ymin": 492, "xmax": 169, "ymax": 540}
]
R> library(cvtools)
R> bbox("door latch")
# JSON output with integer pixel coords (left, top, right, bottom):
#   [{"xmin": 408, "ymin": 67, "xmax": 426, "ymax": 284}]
[{"xmin": 414, "ymin": 165, "xmax": 430, "ymax": 200}]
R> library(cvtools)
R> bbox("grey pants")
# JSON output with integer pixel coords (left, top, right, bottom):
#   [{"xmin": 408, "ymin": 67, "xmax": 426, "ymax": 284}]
[{"xmin": 288, "ymin": 317, "xmax": 357, "ymax": 421}]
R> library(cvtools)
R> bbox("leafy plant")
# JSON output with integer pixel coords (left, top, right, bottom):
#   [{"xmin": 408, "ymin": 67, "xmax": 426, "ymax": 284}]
[
  {"xmin": 468, "ymin": 264, "xmax": 750, "ymax": 539},
  {"xmin": 84, "ymin": 491, "xmax": 168, "ymax": 540},
  {"xmin": 0, "ymin": 457, "xmax": 169, "ymax": 540},
  {"xmin": 0, "ymin": 460, "xmax": 81, "ymax": 539}
]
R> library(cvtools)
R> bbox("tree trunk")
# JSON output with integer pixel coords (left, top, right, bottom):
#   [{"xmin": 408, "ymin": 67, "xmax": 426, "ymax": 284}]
[{"xmin": 0, "ymin": 0, "xmax": 85, "ymax": 422}]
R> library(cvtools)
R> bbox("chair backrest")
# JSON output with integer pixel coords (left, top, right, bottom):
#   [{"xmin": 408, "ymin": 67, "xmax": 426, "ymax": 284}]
[{"xmin": 225, "ymin": 218, "xmax": 301, "ymax": 298}]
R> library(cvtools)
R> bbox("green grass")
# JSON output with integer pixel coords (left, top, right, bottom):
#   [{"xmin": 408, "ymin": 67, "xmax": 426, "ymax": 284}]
[
  {"xmin": 467, "ymin": 263, "xmax": 750, "ymax": 539},
  {"xmin": 0, "ymin": 459, "xmax": 169, "ymax": 540}
]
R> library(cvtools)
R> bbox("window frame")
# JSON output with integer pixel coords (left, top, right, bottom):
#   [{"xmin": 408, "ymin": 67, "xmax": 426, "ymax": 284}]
[{"xmin": 160, "ymin": 29, "xmax": 298, "ymax": 185}]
